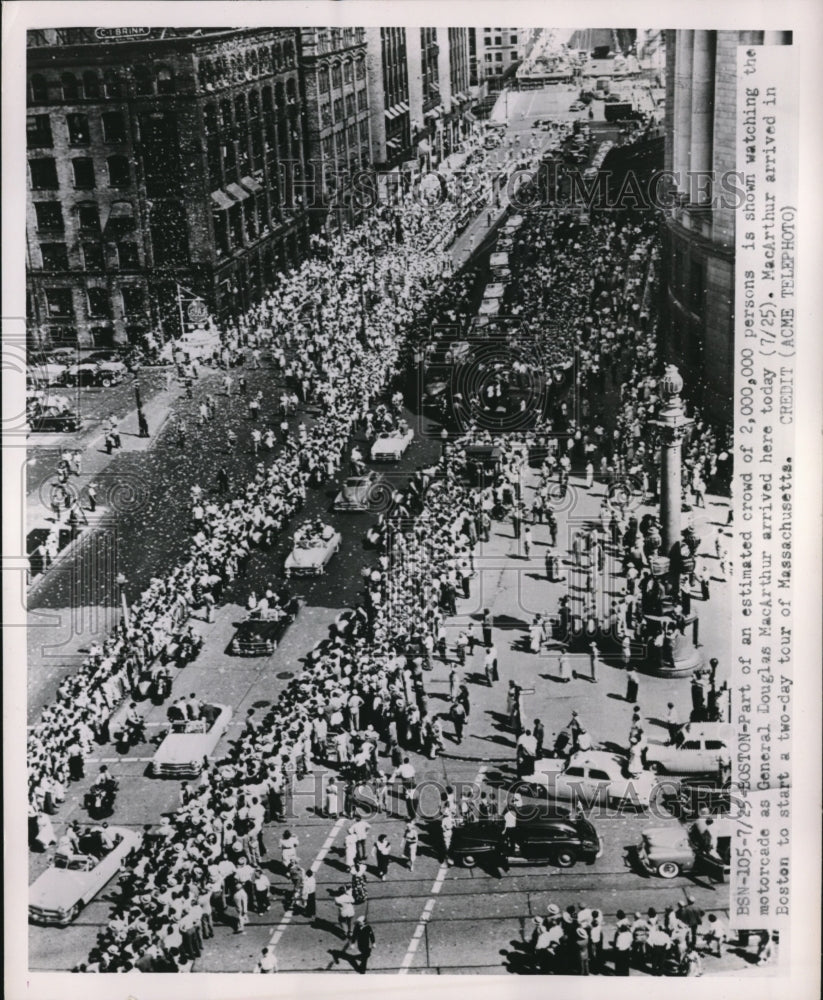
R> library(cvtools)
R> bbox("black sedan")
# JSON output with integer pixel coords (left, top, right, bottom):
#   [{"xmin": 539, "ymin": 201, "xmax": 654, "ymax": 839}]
[{"xmin": 450, "ymin": 812, "xmax": 602, "ymax": 869}]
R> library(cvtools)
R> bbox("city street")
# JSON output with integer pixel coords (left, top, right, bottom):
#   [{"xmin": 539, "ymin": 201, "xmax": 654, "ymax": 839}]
[{"xmin": 22, "ymin": 30, "xmax": 764, "ymax": 978}]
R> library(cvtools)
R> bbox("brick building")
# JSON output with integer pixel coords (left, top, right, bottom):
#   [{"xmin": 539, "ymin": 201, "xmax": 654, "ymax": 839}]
[
  {"xmin": 26, "ymin": 27, "xmax": 311, "ymax": 348},
  {"xmin": 299, "ymin": 27, "xmax": 373, "ymax": 233},
  {"xmin": 475, "ymin": 26, "xmax": 522, "ymax": 91},
  {"xmin": 661, "ymin": 29, "xmax": 791, "ymax": 423}
]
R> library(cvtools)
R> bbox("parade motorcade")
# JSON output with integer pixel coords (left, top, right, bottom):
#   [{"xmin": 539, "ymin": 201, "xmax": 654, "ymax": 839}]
[
  {"xmin": 29, "ymin": 826, "xmax": 141, "ymax": 926},
  {"xmin": 285, "ymin": 520, "xmax": 342, "ymax": 573},
  {"xmin": 526, "ymin": 750, "xmax": 658, "ymax": 808},
  {"xmin": 150, "ymin": 703, "xmax": 232, "ymax": 778},
  {"xmin": 451, "ymin": 810, "xmax": 603, "ymax": 869},
  {"xmin": 370, "ymin": 425, "xmax": 415, "ymax": 462},
  {"xmin": 334, "ymin": 472, "xmax": 384, "ymax": 513},
  {"xmin": 231, "ymin": 597, "xmax": 300, "ymax": 656},
  {"xmin": 635, "ymin": 815, "xmax": 740, "ymax": 881},
  {"xmin": 645, "ymin": 723, "xmax": 732, "ymax": 777}
]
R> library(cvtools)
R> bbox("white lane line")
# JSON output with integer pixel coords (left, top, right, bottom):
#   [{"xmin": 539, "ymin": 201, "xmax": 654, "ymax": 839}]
[
  {"xmin": 263, "ymin": 814, "xmax": 346, "ymax": 954},
  {"xmin": 398, "ymin": 765, "xmax": 487, "ymax": 974}
]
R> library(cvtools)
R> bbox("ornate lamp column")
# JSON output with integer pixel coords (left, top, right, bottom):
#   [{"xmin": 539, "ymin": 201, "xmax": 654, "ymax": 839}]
[{"xmin": 652, "ymin": 364, "xmax": 693, "ymax": 554}]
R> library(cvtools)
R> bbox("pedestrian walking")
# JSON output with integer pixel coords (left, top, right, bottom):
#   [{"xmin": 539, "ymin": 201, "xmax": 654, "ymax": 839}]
[
  {"xmin": 254, "ymin": 946, "xmax": 278, "ymax": 973},
  {"xmin": 450, "ymin": 699, "xmax": 467, "ymax": 744},
  {"xmin": 302, "ymin": 867, "xmax": 317, "ymax": 917},
  {"xmin": 87, "ymin": 481, "xmax": 98, "ymax": 512},
  {"xmin": 373, "ymin": 833, "xmax": 391, "ymax": 880},
  {"xmin": 334, "ymin": 886, "xmax": 356, "ymax": 941},
  {"xmin": 665, "ymin": 702, "xmax": 680, "ymax": 744},
  {"xmin": 233, "ymin": 884, "xmax": 248, "ymax": 934},
  {"xmin": 625, "ymin": 663, "xmax": 639, "ymax": 703},
  {"xmin": 353, "ymin": 916, "xmax": 375, "ymax": 974},
  {"xmin": 403, "ymin": 820, "xmax": 419, "ymax": 871}
]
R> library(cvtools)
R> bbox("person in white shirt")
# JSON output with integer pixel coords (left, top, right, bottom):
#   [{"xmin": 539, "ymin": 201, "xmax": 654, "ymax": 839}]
[{"xmin": 254, "ymin": 946, "xmax": 278, "ymax": 972}]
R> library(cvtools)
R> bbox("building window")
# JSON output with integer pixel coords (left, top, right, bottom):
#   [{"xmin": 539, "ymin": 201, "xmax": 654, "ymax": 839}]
[
  {"xmin": 343, "ymin": 60, "xmax": 353, "ymax": 85},
  {"xmin": 61, "ymin": 72, "xmax": 80, "ymax": 101},
  {"xmin": 121, "ymin": 286, "xmax": 145, "ymax": 315},
  {"xmin": 82, "ymin": 71, "xmax": 101, "ymax": 99},
  {"xmin": 30, "ymin": 74, "xmax": 49, "ymax": 103},
  {"xmin": 104, "ymin": 70, "xmax": 122, "ymax": 99},
  {"xmin": 34, "ymin": 203, "xmax": 63, "ymax": 231},
  {"xmin": 333, "ymin": 97, "xmax": 343, "ymax": 121},
  {"xmin": 116, "ymin": 242, "xmax": 140, "ymax": 269},
  {"xmin": 30, "ymin": 158, "xmax": 59, "ymax": 189},
  {"xmin": 332, "ymin": 63, "xmax": 342, "ymax": 89},
  {"xmin": 46, "ymin": 288, "xmax": 73, "ymax": 317},
  {"xmin": 319, "ymin": 67, "xmax": 330, "ymax": 94},
  {"xmin": 40, "ymin": 243, "xmax": 69, "ymax": 270},
  {"xmin": 66, "ymin": 113, "xmax": 90, "ymax": 145},
  {"xmin": 357, "ymin": 88, "xmax": 367, "ymax": 111},
  {"xmin": 355, "ymin": 57, "xmax": 365, "ymax": 80},
  {"xmin": 83, "ymin": 242, "xmax": 105, "ymax": 270},
  {"xmin": 495, "ymin": 52, "xmax": 503, "ymax": 62},
  {"xmin": 156, "ymin": 66, "xmax": 175, "ymax": 94},
  {"xmin": 78, "ymin": 203, "xmax": 101, "ymax": 232},
  {"xmin": 484, "ymin": 36, "xmax": 492, "ymax": 46},
  {"xmin": 107, "ymin": 155, "xmax": 130, "ymax": 187},
  {"xmin": 72, "ymin": 158, "xmax": 95, "ymax": 189},
  {"xmin": 102, "ymin": 111, "xmax": 126, "ymax": 143},
  {"xmin": 510, "ymin": 34, "xmax": 518, "ymax": 44},
  {"xmin": 134, "ymin": 65, "xmax": 152, "ymax": 96},
  {"xmin": 27, "ymin": 115, "xmax": 53, "ymax": 147}
]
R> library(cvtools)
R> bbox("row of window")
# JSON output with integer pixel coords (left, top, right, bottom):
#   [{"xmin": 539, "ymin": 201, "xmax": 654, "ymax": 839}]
[
  {"xmin": 29, "ymin": 155, "xmax": 132, "ymax": 190},
  {"xmin": 317, "ymin": 56, "xmax": 366, "ymax": 93},
  {"xmin": 38, "ymin": 241, "xmax": 141, "ymax": 272},
  {"xmin": 29, "ymin": 67, "xmax": 175, "ymax": 104},
  {"xmin": 485, "ymin": 51, "xmax": 518, "ymax": 63},
  {"xmin": 42, "ymin": 285, "xmax": 145, "ymax": 319},
  {"xmin": 33, "ymin": 200, "xmax": 131, "ymax": 232},
  {"xmin": 27, "ymin": 111, "xmax": 127, "ymax": 149},
  {"xmin": 319, "ymin": 88, "xmax": 368, "ymax": 128},
  {"xmin": 484, "ymin": 34, "xmax": 519, "ymax": 47},
  {"xmin": 197, "ymin": 38, "xmax": 297, "ymax": 92}
]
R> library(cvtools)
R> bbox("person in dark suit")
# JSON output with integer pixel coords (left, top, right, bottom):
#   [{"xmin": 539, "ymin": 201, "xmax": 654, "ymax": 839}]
[{"xmin": 353, "ymin": 916, "xmax": 375, "ymax": 973}]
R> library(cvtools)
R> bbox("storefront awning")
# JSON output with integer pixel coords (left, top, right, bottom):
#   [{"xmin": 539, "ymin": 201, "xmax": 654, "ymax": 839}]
[
  {"xmin": 386, "ymin": 137, "xmax": 401, "ymax": 150},
  {"xmin": 226, "ymin": 182, "xmax": 250, "ymax": 202},
  {"xmin": 425, "ymin": 107, "xmax": 442, "ymax": 120},
  {"xmin": 385, "ymin": 106, "xmax": 400, "ymax": 120},
  {"xmin": 211, "ymin": 189, "xmax": 234, "ymax": 211},
  {"xmin": 240, "ymin": 175, "xmax": 264, "ymax": 194}
]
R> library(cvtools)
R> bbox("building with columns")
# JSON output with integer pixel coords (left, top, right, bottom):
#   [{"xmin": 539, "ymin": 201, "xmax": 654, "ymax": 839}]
[
  {"xmin": 26, "ymin": 27, "xmax": 311, "ymax": 348},
  {"xmin": 662, "ymin": 29, "xmax": 792, "ymax": 424}
]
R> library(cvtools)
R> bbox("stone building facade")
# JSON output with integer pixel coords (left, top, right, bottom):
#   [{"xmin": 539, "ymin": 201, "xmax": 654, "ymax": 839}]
[
  {"xmin": 26, "ymin": 27, "xmax": 311, "ymax": 347},
  {"xmin": 661, "ymin": 29, "xmax": 792, "ymax": 424}
]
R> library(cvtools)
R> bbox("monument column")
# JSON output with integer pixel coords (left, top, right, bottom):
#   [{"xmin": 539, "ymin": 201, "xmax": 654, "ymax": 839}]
[{"xmin": 654, "ymin": 365, "xmax": 693, "ymax": 554}]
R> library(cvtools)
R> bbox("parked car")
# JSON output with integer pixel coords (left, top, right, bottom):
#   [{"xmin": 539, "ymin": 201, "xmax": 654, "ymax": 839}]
[
  {"xmin": 29, "ymin": 826, "xmax": 142, "ymax": 926},
  {"xmin": 28, "ymin": 361, "xmax": 69, "ymax": 388},
  {"xmin": 635, "ymin": 815, "xmax": 740, "ymax": 880},
  {"xmin": 334, "ymin": 470, "xmax": 384, "ymax": 512},
  {"xmin": 527, "ymin": 750, "xmax": 658, "ymax": 809},
  {"xmin": 64, "ymin": 359, "xmax": 128, "ymax": 387},
  {"xmin": 28, "ymin": 404, "xmax": 83, "ymax": 433},
  {"xmin": 370, "ymin": 427, "xmax": 415, "ymax": 462},
  {"xmin": 645, "ymin": 723, "xmax": 732, "ymax": 777},
  {"xmin": 150, "ymin": 703, "xmax": 232, "ymax": 778},
  {"xmin": 450, "ymin": 809, "xmax": 602, "ymax": 869}
]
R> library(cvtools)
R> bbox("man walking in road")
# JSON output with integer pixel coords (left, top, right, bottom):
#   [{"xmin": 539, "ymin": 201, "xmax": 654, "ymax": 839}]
[
  {"xmin": 450, "ymin": 699, "xmax": 467, "ymax": 744},
  {"xmin": 353, "ymin": 916, "xmax": 375, "ymax": 973}
]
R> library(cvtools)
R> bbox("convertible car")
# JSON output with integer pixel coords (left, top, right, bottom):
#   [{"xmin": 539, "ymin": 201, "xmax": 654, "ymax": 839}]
[
  {"xmin": 150, "ymin": 703, "xmax": 232, "ymax": 778},
  {"xmin": 29, "ymin": 826, "xmax": 141, "ymax": 926},
  {"xmin": 370, "ymin": 427, "xmax": 414, "ymax": 461}
]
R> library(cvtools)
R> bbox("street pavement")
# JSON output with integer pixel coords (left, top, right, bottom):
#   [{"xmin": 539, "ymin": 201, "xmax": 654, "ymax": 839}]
[{"xmin": 26, "ymin": 85, "xmax": 762, "ymax": 975}]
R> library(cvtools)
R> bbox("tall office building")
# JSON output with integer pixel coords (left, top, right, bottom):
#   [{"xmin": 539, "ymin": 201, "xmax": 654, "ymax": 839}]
[{"xmin": 26, "ymin": 27, "xmax": 311, "ymax": 347}]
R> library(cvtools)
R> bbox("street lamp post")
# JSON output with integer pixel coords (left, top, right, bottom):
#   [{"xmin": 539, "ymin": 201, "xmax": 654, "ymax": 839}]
[
  {"xmin": 651, "ymin": 365, "xmax": 693, "ymax": 554},
  {"xmin": 116, "ymin": 572, "xmax": 130, "ymax": 630}
]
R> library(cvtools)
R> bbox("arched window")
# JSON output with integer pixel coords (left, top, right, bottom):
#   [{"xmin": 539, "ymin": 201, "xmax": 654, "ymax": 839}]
[
  {"xmin": 259, "ymin": 46, "xmax": 271, "ymax": 73},
  {"xmin": 286, "ymin": 78, "xmax": 297, "ymax": 104},
  {"xmin": 30, "ymin": 73, "xmax": 49, "ymax": 103},
  {"xmin": 133, "ymin": 65, "xmax": 152, "ymax": 96},
  {"xmin": 355, "ymin": 56, "xmax": 366, "ymax": 81},
  {"xmin": 331, "ymin": 62, "xmax": 342, "ymax": 89},
  {"xmin": 343, "ymin": 59, "xmax": 353, "ymax": 85},
  {"xmin": 274, "ymin": 81, "xmax": 285, "ymax": 109},
  {"xmin": 103, "ymin": 70, "xmax": 122, "ymax": 99},
  {"xmin": 82, "ymin": 71, "xmax": 101, "ymax": 99},
  {"xmin": 203, "ymin": 103, "xmax": 218, "ymax": 135},
  {"xmin": 261, "ymin": 85, "xmax": 273, "ymax": 112},
  {"xmin": 248, "ymin": 91, "xmax": 260, "ymax": 119},
  {"xmin": 219, "ymin": 98, "xmax": 232, "ymax": 129},
  {"xmin": 61, "ymin": 72, "xmax": 80, "ymax": 101},
  {"xmin": 272, "ymin": 43, "xmax": 283, "ymax": 70},
  {"xmin": 231, "ymin": 53, "xmax": 243, "ymax": 83},
  {"xmin": 284, "ymin": 40, "xmax": 295, "ymax": 65},
  {"xmin": 156, "ymin": 66, "xmax": 175, "ymax": 95},
  {"xmin": 234, "ymin": 93, "xmax": 247, "ymax": 128}
]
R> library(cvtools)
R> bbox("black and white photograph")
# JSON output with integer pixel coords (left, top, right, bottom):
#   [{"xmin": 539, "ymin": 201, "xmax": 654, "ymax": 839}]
[{"xmin": 3, "ymin": 2, "xmax": 821, "ymax": 996}]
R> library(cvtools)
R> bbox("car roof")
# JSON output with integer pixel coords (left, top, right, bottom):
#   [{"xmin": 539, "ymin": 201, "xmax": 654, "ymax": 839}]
[
  {"xmin": 566, "ymin": 750, "xmax": 624, "ymax": 770},
  {"xmin": 680, "ymin": 722, "xmax": 732, "ymax": 739}
]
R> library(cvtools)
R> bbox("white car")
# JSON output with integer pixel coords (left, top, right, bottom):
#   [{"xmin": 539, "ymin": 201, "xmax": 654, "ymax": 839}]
[
  {"xmin": 370, "ymin": 427, "xmax": 414, "ymax": 461},
  {"xmin": 528, "ymin": 750, "xmax": 657, "ymax": 808},
  {"xmin": 150, "ymin": 703, "xmax": 232, "ymax": 778},
  {"xmin": 29, "ymin": 826, "xmax": 141, "ymax": 926},
  {"xmin": 645, "ymin": 722, "xmax": 732, "ymax": 777},
  {"xmin": 284, "ymin": 528, "xmax": 341, "ymax": 576}
]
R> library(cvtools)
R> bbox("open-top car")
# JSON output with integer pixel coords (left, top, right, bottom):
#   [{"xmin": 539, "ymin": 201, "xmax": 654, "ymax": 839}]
[
  {"xmin": 450, "ymin": 809, "xmax": 602, "ymax": 870},
  {"xmin": 230, "ymin": 598, "xmax": 300, "ymax": 655},
  {"xmin": 285, "ymin": 521, "xmax": 342, "ymax": 575},
  {"xmin": 29, "ymin": 826, "xmax": 141, "ymax": 926},
  {"xmin": 150, "ymin": 703, "xmax": 232, "ymax": 778},
  {"xmin": 27, "ymin": 403, "xmax": 83, "ymax": 433},
  {"xmin": 370, "ymin": 426, "xmax": 414, "ymax": 462},
  {"xmin": 334, "ymin": 470, "xmax": 384, "ymax": 512},
  {"xmin": 527, "ymin": 750, "xmax": 658, "ymax": 809},
  {"xmin": 645, "ymin": 722, "xmax": 732, "ymax": 777}
]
